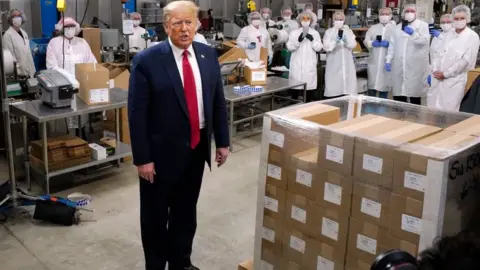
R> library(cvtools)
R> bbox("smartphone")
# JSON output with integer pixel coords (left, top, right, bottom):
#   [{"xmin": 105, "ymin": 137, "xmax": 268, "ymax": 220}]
[
  {"xmin": 338, "ymin": 29, "xmax": 344, "ymax": 39},
  {"xmin": 376, "ymin": 35, "xmax": 382, "ymax": 42},
  {"xmin": 402, "ymin": 20, "xmax": 408, "ymax": 30}
]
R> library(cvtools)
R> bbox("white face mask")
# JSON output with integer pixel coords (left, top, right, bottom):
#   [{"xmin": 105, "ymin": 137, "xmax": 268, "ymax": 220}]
[
  {"xmin": 440, "ymin": 23, "xmax": 452, "ymax": 32},
  {"xmin": 12, "ymin": 17, "xmax": 22, "ymax": 27},
  {"xmin": 251, "ymin": 20, "xmax": 260, "ymax": 27},
  {"xmin": 334, "ymin": 20, "xmax": 344, "ymax": 29},
  {"xmin": 133, "ymin": 20, "xmax": 141, "ymax": 27},
  {"xmin": 379, "ymin": 15, "xmax": 391, "ymax": 24},
  {"xmin": 453, "ymin": 20, "xmax": 467, "ymax": 30},
  {"xmin": 283, "ymin": 16, "xmax": 291, "ymax": 21},
  {"xmin": 64, "ymin": 27, "xmax": 76, "ymax": 39},
  {"xmin": 301, "ymin": 21, "xmax": 310, "ymax": 27},
  {"xmin": 306, "ymin": 9, "xmax": 312, "ymax": 12},
  {"xmin": 404, "ymin": 12, "xmax": 415, "ymax": 22},
  {"xmin": 262, "ymin": 14, "xmax": 269, "ymax": 20}
]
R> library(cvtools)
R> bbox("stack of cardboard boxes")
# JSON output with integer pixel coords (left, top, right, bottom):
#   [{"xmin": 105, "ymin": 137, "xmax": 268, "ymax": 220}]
[{"xmin": 259, "ymin": 102, "xmax": 480, "ymax": 270}]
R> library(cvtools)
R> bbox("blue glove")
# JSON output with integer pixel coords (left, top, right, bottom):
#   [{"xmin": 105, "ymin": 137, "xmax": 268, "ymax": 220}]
[
  {"xmin": 404, "ymin": 26, "xmax": 414, "ymax": 35},
  {"xmin": 380, "ymin": 40, "xmax": 389, "ymax": 47},
  {"xmin": 336, "ymin": 36, "xmax": 342, "ymax": 42},
  {"xmin": 247, "ymin": 43, "xmax": 256, "ymax": 49},
  {"xmin": 427, "ymin": 74, "xmax": 431, "ymax": 86},
  {"xmin": 385, "ymin": 63, "xmax": 392, "ymax": 72},
  {"xmin": 372, "ymin": 40, "xmax": 382, "ymax": 47},
  {"xmin": 430, "ymin": 29, "xmax": 441, "ymax": 37}
]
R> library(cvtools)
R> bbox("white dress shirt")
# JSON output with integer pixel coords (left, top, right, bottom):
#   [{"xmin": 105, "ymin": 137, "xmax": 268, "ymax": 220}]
[{"xmin": 169, "ymin": 38, "xmax": 205, "ymax": 128}]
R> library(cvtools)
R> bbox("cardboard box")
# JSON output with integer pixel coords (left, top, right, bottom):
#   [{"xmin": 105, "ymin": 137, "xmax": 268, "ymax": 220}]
[
  {"xmin": 262, "ymin": 215, "xmax": 283, "ymax": 254},
  {"xmin": 75, "ymin": 63, "xmax": 110, "ymax": 105},
  {"xmin": 244, "ymin": 65, "xmax": 267, "ymax": 85},
  {"xmin": 351, "ymin": 182, "xmax": 390, "ymax": 228},
  {"xmin": 261, "ymin": 246, "xmax": 283, "ymax": 270},
  {"xmin": 393, "ymin": 130, "xmax": 477, "ymax": 201},
  {"xmin": 283, "ymin": 227, "xmax": 311, "ymax": 266},
  {"xmin": 353, "ymin": 121, "xmax": 441, "ymax": 189},
  {"xmin": 266, "ymin": 158, "xmax": 288, "ymax": 190},
  {"xmin": 317, "ymin": 168, "xmax": 353, "ymax": 214},
  {"xmin": 446, "ymin": 115, "xmax": 480, "ymax": 137},
  {"xmin": 465, "ymin": 67, "xmax": 480, "ymax": 93},
  {"xmin": 311, "ymin": 204, "xmax": 349, "ymax": 251},
  {"xmin": 30, "ymin": 135, "xmax": 91, "ymax": 163},
  {"xmin": 287, "ymin": 148, "xmax": 320, "ymax": 200},
  {"xmin": 285, "ymin": 192, "xmax": 315, "ymax": 235},
  {"xmin": 218, "ymin": 48, "xmax": 247, "ymax": 63},
  {"xmin": 305, "ymin": 238, "xmax": 346, "ymax": 270},
  {"xmin": 347, "ymin": 217, "xmax": 392, "ymax": 263},
  {"xmin": 237, "ymin": 260, "xmax": 252, "ymax": 270},
  {"xmin": 345, "ymin": 257, "xmax": 370, "ymax": 270},
  {"xmin": 264, "ymin": 184, "xmax": 286, "ymax": 219},
  {"xmin": 388, "ymin": 193, "xmax": 423, "ymax": 245},
  {"xmin": 269, "ymin": 104, "xmax": 340, "ymax": 166},
  {"xmin": 82, "ymin": 28, "xmax": 101, "ymax": 63}
]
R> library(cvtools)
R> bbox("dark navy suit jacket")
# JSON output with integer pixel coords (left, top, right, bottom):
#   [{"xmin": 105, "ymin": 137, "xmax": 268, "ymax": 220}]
[{"xmin": 128, "ymin": 40, "xmax": 229, "ymax": 179}]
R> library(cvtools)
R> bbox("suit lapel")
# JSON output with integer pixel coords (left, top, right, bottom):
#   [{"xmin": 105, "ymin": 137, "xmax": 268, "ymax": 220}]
[
  {"xmin": 162, "ymin": 41, "xmax": 188, "ymax": 118},
  {"xmin": 193, "ymin": 43, "xmax": 211, "ymax": 122}
]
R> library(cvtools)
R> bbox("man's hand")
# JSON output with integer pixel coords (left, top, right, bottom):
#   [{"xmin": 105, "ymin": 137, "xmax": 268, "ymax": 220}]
[
  {"xmin": 433, "ymin": 71, "xmax": 445, "ymax": 81},
  {"xmin": 216, "ymin": 147, "xmax": 230, "ymax": 167},
  {"xmin": 138, "ymin": 162, "xmax": 156, "ymax": 183}
]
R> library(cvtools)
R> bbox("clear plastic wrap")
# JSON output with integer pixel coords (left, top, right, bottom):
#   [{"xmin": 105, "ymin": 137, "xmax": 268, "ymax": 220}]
[{"xmin": 254, "ymin": 96, "xmax": 480, "ymax": 270}]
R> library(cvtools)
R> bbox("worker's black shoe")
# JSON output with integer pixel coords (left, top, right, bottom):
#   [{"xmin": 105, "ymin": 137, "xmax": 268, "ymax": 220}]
[{"xmin": 183, "ymin": 265, "xmax": 199, "ymax": 270}]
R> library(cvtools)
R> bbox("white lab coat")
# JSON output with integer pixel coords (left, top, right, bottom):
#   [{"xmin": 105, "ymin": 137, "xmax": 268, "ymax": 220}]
[
  {"xmin": 46, "ymin": 36, "xmax": 97, "ymax": 76},
  {"xmin": 287, "ymin": 27, "xmax": 323, "ymax": 90},
  {"xmin": 277, "ymin": 19, "xmax": 299, "ymax": 34},
  {"xmin": 429, "ymin": 31, "xmax": 452, "ymax": 71},
  {"xmin": 427, "ymin": 28, "xmax": 480, "ymax": 111},
  {"xmin": 129, "ymin": 26, "xmax": 150, "ymax": 52},
  {"xmin": 363, "ymin": 22, "xmax": 396, "ymax": 91},
  {"xmin": 236, "ymin": 24, "xmax": 273, "ymax": 62},
  {"xmin": 194, "ymin": 33, "xmax": 208, "ymax": 45},
  {"xmin": 2, "ymin": 27, "xmax": 36, "ymax": 77},
  {"xmin": 323, "ymin": 26, "xmax": 358, "ymax": 97},
  {"xmin": 386, "ymin": 19, "xmax": 430, "ymax": 97}
]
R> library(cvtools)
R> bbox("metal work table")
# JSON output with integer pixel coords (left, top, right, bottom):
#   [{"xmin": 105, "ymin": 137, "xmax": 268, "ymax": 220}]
[
  {"xmin": 224, "ymin": 77, "xmax": 306, "ymax": 151},
  {"xmin": 10, "ymin": 88, "xmax": 132, "ymax": 194}
]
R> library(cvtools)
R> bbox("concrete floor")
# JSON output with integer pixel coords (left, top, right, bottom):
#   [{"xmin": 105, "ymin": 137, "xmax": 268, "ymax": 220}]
[{"xmin": 0, "ymin": 137, "xmax": 262, "ymax": 270}]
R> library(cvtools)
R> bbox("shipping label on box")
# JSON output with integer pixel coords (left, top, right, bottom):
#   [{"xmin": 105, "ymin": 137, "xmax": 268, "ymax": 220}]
[
  {"xmin": 352, "ymin": 182, "xmax": 390, "ymax": 228},
  {"xmin": 283, "ymin": 228, "xmax": 310, "ymax": 266},
  {"xmin": 305, "ymin": 238, "xmax": 345, "ymax": 270},
  {"xmin": 310, "ymin": 205, "xmax": 349, "ymax": 252},
  {"xmin": 262, "ymin": 215, "xmax": 284, "ymax": 254},
  {"xmin": 347, "ymin": 217, "xmax": 392, "ymax": 263},
  {"xmin": 75, "ymin": 63, "xmax": 110, "ymax": 105},
  {"xmin": 388, "ymin": 193, "xmax": 423, "ymax": 244},
  {"xmin": 264, "ymin": 184, "xmax": 286, "ymax": 219}
]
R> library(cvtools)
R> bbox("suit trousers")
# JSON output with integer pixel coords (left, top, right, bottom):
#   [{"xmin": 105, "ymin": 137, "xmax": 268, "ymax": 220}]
[{"xmin": 140, "ymin": 130, "xmax": 207, "ymax": 270}]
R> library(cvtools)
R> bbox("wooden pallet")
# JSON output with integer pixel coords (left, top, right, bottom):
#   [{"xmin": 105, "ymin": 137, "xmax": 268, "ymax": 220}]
[{"xmin": 238, "ymin": 259, "xmax": 253, "ymax": 270}]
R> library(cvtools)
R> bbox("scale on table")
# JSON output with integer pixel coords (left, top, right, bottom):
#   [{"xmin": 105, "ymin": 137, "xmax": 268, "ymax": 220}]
[
  {"xmin": 37, "ymin": 69, "xmax": 79, "ymax": 108},
  {"xmin": 220, "ymin": 60, "xmax": 242, "ymax": 85}
]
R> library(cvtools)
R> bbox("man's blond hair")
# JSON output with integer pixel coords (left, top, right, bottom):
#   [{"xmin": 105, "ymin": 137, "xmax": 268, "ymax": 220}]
[{"xmin": 163, "ymin": 1, "xmax": 199, "ymax": 23}]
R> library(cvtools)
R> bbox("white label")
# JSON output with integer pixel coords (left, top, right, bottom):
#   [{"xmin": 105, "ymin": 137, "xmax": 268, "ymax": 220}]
[
  {"xmin": 267, "ymin": 164, "xmax": 282, "ymax": 180},
  {"xmin": 360, "ymin": 198, "xmax": 382, "ymax": 218},
  {"xmin": 289, "ymin": 236, "xmax": 306, "ymax": 253},
  {"xmin": 262, "ymin": 227, "xmax": 275, "ymax": 243},
  {"xmin": 252, "ymin": 71, "xmax": 266, "ymax": 81},
  {"xmin": 296, "ymin": 169, "xmax": 312, "ymax": 187},
  {"xmin": 321, "ymin": 217, "xmax": 339, "ymax": 241},
  {"xmin": 270, "ymin": 131, "xmax": 285, "ymax": 148},
  {"xmin": 401, "ymin": 214, "xmax": 422, "ymax": 235},
  {"xmin": 326, "ymin": 145, "xmax": 344, "ymax": 164},
  {"xmin": 122, "ymin": 19, "xmax": 134, "ymax": 35},
  {"xmin": 404, "ymin": 171, "xmax": 426, "ymax": 192},
  {"xmin": 317, "ymin": 9, "xmax": 323, "ymax": 20},
  {"xmin": 366, "ymin": 7, "xmax": 372, "ymax": 18},
  {"xmin": 324, "ymin": 182, "xmax": 342, "ymax": 206},
  {"xmin": 261, "ymin": 261, "xmax": 274, "ymax": 270},
  {"xmin": 264, "ymin": 196, "xmax": 278, "ymax": 213},
  {"xmin": 291, "ymin": 206, "xmax": 307, "ymax": 223},
  {"xmin": 109, "ymin": 79, "xmax": 115, "ymax": 89},
  {"xmin": 362, "ymin": 154, "xmax": 383, "ymax": 174},
  {"xmin": 357, "ymin": 234, "xmax": 377, "ymax": 255},
  {"xmin": 317, "ymin": 256, "xmax": 334, "ymax": 270},
  {"xmin": 89, "ymin": 88, "xmax": 109, "ymax": 103}
]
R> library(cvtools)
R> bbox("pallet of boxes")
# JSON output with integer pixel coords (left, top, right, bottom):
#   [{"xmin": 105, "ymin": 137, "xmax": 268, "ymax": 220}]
[{"xmin": 251, "ymin": 96, "xmax": 480, "ymax": 270}]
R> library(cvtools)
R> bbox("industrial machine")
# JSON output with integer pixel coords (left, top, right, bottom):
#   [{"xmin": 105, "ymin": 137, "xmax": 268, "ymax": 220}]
[{"xmin": 37, "ymin": 69, "xmax": 79, "ymax": 108}]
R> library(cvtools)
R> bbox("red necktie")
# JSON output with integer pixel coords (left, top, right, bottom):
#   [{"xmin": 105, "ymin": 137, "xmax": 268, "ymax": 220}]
[{"xmin": 182, "ymin": 50, "xmax": 200, "ymax": 149}]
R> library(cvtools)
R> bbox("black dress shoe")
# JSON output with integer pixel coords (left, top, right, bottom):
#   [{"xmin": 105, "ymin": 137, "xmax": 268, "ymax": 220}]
[{"xmin": 184, "ymin": 265, "xmax": 199, "ymax": 270}]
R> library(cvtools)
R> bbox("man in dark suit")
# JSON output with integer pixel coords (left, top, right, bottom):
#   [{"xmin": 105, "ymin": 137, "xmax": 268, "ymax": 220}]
[{"xmin": 127, "ymin": 1, "xmax": 230, "ymax": 269}]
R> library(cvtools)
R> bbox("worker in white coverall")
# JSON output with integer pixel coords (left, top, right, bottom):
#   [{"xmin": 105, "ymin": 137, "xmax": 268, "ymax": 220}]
[
  {"xmin": 429, "ymin": 14, "xmax": 454, "ymax": 76},
  {"xmin": 304, "ymin": 3, "xmax": 319, "ymax": 29},
  {"xmin": 323, "ymin": 11, "xmax": 358, "ymax": 98},
  {"xmin": 287, "ymin": 11, "xmax": 323, "ymax": 102},
  {"xmin": 277, "ymin": 6, "xmax": 299, "ymax": 34},
  {"xmin": 194, "ymin": 19, "xmax": 208, "ymax": 45},
  {"xmin": 385, "ymin": 4, "xmax": 430, "ymax": 105},
  {"xmin": 2, "ymin": 9, "xmax": 36, "ymax": 78},
  {"xmin": 46, "ymin": 17, "xmax": 97, "ymax": 130},
  {"xmin": 260, "ymin": 7, "xmax": 276, "ymax": 30},
  {"xmin": 129, "ymin": 12, "xmax": 150, "ymax": 52},
  {"xmin": 237, "ymin": 12, "xmax": 273, "ymax": 65},
  {"xmin": 363, "ymin": 7, "xmax": 396, "ymax": 99},
  {"xmin": 427, "ymin": 5, "xmax": 480, "ymax": 111}
]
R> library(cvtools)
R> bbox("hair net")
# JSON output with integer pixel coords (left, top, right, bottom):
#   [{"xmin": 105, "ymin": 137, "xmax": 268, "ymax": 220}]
[
  {"xmin": 304, "ymin": 3, "xmax": 313, "ymax": 10},
  {"xmin": 333, "ymin": 10, "xmax": 345, "ymax": 21},
  {"xmin": 452, "ymin": 4, "xmax": 471, "ymax": 23},
  {"xmin": 281, "ymin": 5, "xmax": 292, "ymax": 13},
  {"xmin": 440, "ymin": 13, "xmax": 452, "ymax": 22},
  {"xmin": 55, "ymin": 17, "xmax": 81, "ymax": 35},
  {"xmin": 7, "ymin": 9, "xmax": 27, "ymax": 26},
  {"xmin": 402, "ymin": 3, "xmax": 417, "ymax": 15},
  {"xmin": 130, "ymin": 12, "xmax": 142, "ymax": 20},
  {"xmin": 248, "ymin": 11, "xmax": 261, "ymax": 24},
  {"xmin": 296, "ymin": 11, "xmax": 315, "ymax": 26},
  {"xmin": 379, "ymin": 7, "xmax": 393, "ymax": 16},
  {"xmin": 261, "ymin": 7, "xmax": 272, "ymax": 16}
]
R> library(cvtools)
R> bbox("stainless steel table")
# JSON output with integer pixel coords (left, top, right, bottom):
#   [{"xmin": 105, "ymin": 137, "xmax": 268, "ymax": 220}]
[
  {"xmin": 10, "ymin": 88, "xmax": 132, "ymax": 194},
  {"xmin": 224, "ymin": 77, "xmax": 306, "ymax": 151}
]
